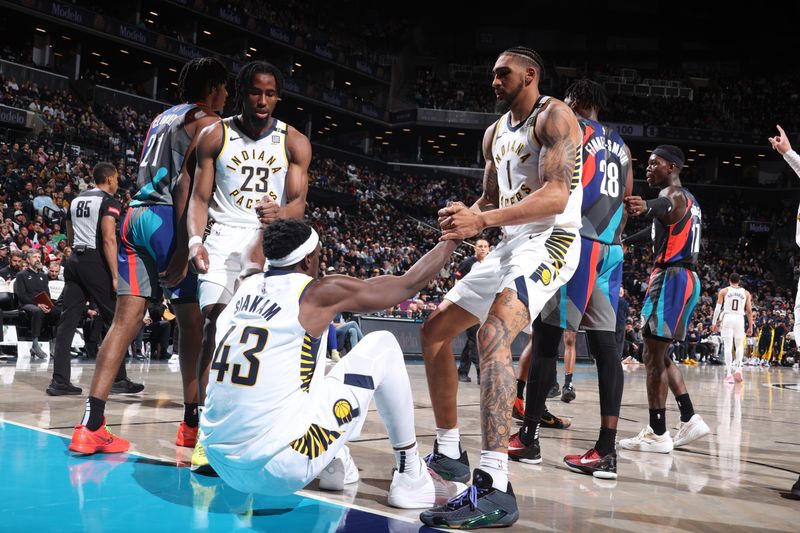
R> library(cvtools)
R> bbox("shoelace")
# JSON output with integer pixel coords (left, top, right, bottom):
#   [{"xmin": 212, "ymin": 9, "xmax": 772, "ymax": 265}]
[
  {"xmin": 447, "ymin": 485, "xmax": 479, "ymax": 510},
  {"xmin": 424, "ymin": 451, "xmax": 435, "ymax": 467}
]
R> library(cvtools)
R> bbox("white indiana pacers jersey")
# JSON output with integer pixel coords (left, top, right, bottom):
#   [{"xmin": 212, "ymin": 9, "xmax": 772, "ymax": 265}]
[
  {"xmin": 201, "ymin": 270, "xmax": 327, "ymax": 468},
  {"xmin": 209, "ymin": 117, "xmax": 289, "ymax": 227},
  {"xmin": 492, "ymin": 96, "xmax": 582, "ymax": 242},
  {"xmin": 723, "ymin": 286, "xmax": 747, "ymax": 317}
]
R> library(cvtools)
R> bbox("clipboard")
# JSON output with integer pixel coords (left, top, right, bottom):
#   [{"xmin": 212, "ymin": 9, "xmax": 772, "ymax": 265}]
[{"xmin": 33, "ymin": 291, "xmax": 54, "ymax": 310}]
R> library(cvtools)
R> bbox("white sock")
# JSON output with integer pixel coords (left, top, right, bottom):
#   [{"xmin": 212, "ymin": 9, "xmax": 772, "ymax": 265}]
[
  {"xmin": 735, "ymin": 342, "xmax": 743, "ymax": 369},
  {"xmin": 479, "ymin": 450, "xmax": 508, "ymax": 491},
  {"xmin": 724, "ymin": 343, "xmax": 733, "ymax": 375},
  {"xmin": 436, "ymin": 427, "xmax": 461, "ymax": 459},
  {"xmin": 394, "ymin": 442, "xmax": 423, "ymax": 478}
]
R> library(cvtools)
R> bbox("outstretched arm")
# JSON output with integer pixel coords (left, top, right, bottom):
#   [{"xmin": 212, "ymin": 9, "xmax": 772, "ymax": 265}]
[
  {"xmin": 299, "ymin": 240, "xmax": 458, "ymax": 336},
  {"xmin": 624, "ymin": 185, "xmax": 687, "ymax": 226}
]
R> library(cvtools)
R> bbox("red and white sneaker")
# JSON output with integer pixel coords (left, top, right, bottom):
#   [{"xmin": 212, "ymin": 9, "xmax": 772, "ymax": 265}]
[
  {"xmin": 508, "ymin": 431, "xmax": 541, "ymax": 464},
  {"xmin": 512, "ymin": 397, "xmax": 525, "ymax": 422},
  {"xmin": 69, "ymin": 418, "xmax": 130, "ymax": 454},
  {"xmin": 564, "ymin": 448, "xmax": 617, "ymax": 479},
  {"xmin": 176, "ymin": 421, "xmax": 199, "ymax": 448}
]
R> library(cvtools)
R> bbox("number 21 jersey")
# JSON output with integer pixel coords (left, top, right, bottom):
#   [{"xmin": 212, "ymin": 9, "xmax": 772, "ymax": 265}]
[{"xmin": 210, "ymin": 117, "xmax": 289, "ymax": 227}]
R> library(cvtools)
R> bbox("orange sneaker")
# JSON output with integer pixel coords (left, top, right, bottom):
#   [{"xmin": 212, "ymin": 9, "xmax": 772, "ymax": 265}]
[
  {"xmin": 69, "ymin": 419, "xmax": 130, "ymax": 454},
  {"xmin": 176, "ymin": 421, "xmax": 199, "ymax": 448}
]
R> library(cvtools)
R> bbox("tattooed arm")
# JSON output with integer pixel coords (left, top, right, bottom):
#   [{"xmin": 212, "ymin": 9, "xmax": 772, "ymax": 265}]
[
  {"xmin": 472, "ymin": 101, "xmax": 580, "ymax": 229},
  {"xmin": 438, "ymin": 103, "xmax": 580, "ymax": 240}
]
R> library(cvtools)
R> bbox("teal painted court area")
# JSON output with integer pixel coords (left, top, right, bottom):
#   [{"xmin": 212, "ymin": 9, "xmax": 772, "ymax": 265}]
[{"xmin": 0, "ymin": 421, "xmax": 428, "ymax": 532}]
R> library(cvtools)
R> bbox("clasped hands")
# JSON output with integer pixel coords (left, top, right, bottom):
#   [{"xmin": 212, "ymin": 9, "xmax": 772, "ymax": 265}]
[{"xmin": 438, "ymin": 201, "xmax": 483, "ymax": 241}]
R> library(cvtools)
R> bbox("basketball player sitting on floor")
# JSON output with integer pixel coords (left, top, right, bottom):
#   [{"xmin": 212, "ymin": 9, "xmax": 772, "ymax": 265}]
[{"xmin": 200, "ymin": 219, "xmax": 466, "ymax": 508}]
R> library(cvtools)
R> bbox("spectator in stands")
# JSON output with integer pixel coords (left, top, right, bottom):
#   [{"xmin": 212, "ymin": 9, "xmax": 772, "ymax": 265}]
[
  {"xmin": 0, "ymin": 243, "xmax": 8, "ymax": 270},
  {"xmin": 0, "ymin": 250, "xmax": 22, "ymax": 281},
  {"xmin": 333, "ymin": 312, "xmax": 364, "ymax": 355},
  {"xmin": 14, "ymin": 249, "xmax": 60, "ymax": 358}
]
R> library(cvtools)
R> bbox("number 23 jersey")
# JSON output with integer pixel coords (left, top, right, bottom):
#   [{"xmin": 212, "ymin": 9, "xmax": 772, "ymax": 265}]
[{"xmin": 210, "ymin": 117, "xmax": 289, "ymax": 227}]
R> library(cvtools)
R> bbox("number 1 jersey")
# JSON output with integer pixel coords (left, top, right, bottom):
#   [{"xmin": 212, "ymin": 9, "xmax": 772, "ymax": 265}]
[{"xmin": 210, "ymin": 117, "xmax": 289, "ymax": 228}]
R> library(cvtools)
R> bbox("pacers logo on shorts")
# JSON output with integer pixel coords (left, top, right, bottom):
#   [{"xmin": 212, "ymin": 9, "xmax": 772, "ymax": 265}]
[
  {"xmin": 531, "ymin": 264, "xmax": 552, "ymax": 286},
  {"xmin": 333, "ymin": 399, "xmax": 353, "ymax": 425}
]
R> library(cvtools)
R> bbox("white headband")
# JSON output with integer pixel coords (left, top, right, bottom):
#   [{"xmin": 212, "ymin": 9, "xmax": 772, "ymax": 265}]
[{"xmin": 267, "ymin": 228, "xmax": 319, "ymax": 267}]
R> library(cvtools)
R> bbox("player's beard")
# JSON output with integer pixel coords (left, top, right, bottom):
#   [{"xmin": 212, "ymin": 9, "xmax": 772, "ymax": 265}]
[{"xmin": 495, "ymin": 81, "xmax": 523, "ymax": 113}]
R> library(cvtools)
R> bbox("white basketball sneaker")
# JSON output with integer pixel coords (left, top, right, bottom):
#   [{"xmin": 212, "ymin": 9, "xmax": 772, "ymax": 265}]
[
  {"xmin": 318, "ymin": 449, "xmax": 359, "ymax": 491},
  {"xmin": 619, "ymin": 426, "xmax": 674, "ymax": 453},
  {"xmin": 387, "ymin": 460, "xmax": 467, "ymax": 509},
  {"xmin": 672, "ymin": 414, "xmax": 710, "ymax": 448}
]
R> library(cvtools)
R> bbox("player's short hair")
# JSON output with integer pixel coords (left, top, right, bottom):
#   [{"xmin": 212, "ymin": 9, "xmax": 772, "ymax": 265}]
[
  {"xmin": 501, "ymin": 46, "xmax": 545, "ymax": 79},
  {"xmin": 92, "ymin": 162, "xmax": 117, "ymax": 184},
  {"xmin": 564, "ymin": 79, "xmax": 608, "ymax": 113},
  {"xmin": 263, "ymin": 219, "xmax": 312, "ymax": 261},
  {"xmin": 26, "ymin": 249, "xmax": 41, "ymax": 260},
  {"xmin": 236, "ymin": 60, "xmax": 283, "ymax": 109},
  {"xmin": 178, "ymin": 57, "xmax": 228, "ymax": 102},
  {"xmin": 729, "ymin": 272, "xmax": 740, "ymax": 284}
]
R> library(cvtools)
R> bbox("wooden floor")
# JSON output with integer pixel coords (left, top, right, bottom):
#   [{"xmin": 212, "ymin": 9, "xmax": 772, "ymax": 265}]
[{"xmin": 1, "ymin": 354, "xmax": 799, "ymax": 531}]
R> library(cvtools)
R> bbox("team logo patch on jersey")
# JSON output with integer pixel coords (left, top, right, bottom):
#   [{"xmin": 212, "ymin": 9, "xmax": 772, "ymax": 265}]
[
  {"xmin": 531, "ymin": 264, "xmax": 552, "ymax": 285},
  {"xmin": 333, "ymin": 399, "xmax": 354, "ymax": 425},
  {"xmin": 271, "ymin": 135, "xmax": 281, "ymax": 144}
]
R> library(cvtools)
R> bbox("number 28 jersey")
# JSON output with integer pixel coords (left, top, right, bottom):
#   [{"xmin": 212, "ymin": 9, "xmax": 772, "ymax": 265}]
[
  {"xmin": 652, "ymin": 188, "xmax": 701, "ymax": 265},
  {"xmin": 578, "ymin": 118, "xmax": 630, "ymax": 244},
  {"xmin": 210, "ymin": 117, "xmax": 289, "ymax": 228}
]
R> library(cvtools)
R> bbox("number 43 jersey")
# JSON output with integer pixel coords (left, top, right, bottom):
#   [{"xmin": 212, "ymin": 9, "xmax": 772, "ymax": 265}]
[
  {"xmin": 202, "ymin": 270, "xmax": 328, "ymax": 465},
  {"xmin": 578, "ymin": 118, "xmax": 631, "ymax": 244},
  {"xmin": 210, "ymin": 117, "xmax": 289, "ymax": 227}
]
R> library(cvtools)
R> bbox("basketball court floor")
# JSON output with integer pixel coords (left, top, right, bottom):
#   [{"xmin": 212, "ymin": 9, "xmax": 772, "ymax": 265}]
[{"xmin": 1, "ymin": 355, "xmax": 798, "ymax": 531}]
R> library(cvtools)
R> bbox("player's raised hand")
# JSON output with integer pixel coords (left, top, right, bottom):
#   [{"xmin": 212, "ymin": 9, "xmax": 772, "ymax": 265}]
[
  {"xmin": 768, "ymin": 124, "xmax": 792, "ymax": 155},
  {"xmin": 256, "ymin": 196, "xmax": 280, "ymax": 227}
]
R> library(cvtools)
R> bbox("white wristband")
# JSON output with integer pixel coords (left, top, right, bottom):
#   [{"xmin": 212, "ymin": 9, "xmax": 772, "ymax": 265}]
[{"xmin": 188, "ymin": 235, "xmax": 203, "ymax": 248}]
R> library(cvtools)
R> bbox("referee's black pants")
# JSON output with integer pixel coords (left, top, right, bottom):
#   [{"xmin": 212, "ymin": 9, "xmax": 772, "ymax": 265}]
[
  {"xmin": 458, "ymin": 323, "xmax": 480, "ymax": 377},
  {"xmin": 53, "ymin": 250, "xmax": 127, "ymax": 384}
]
